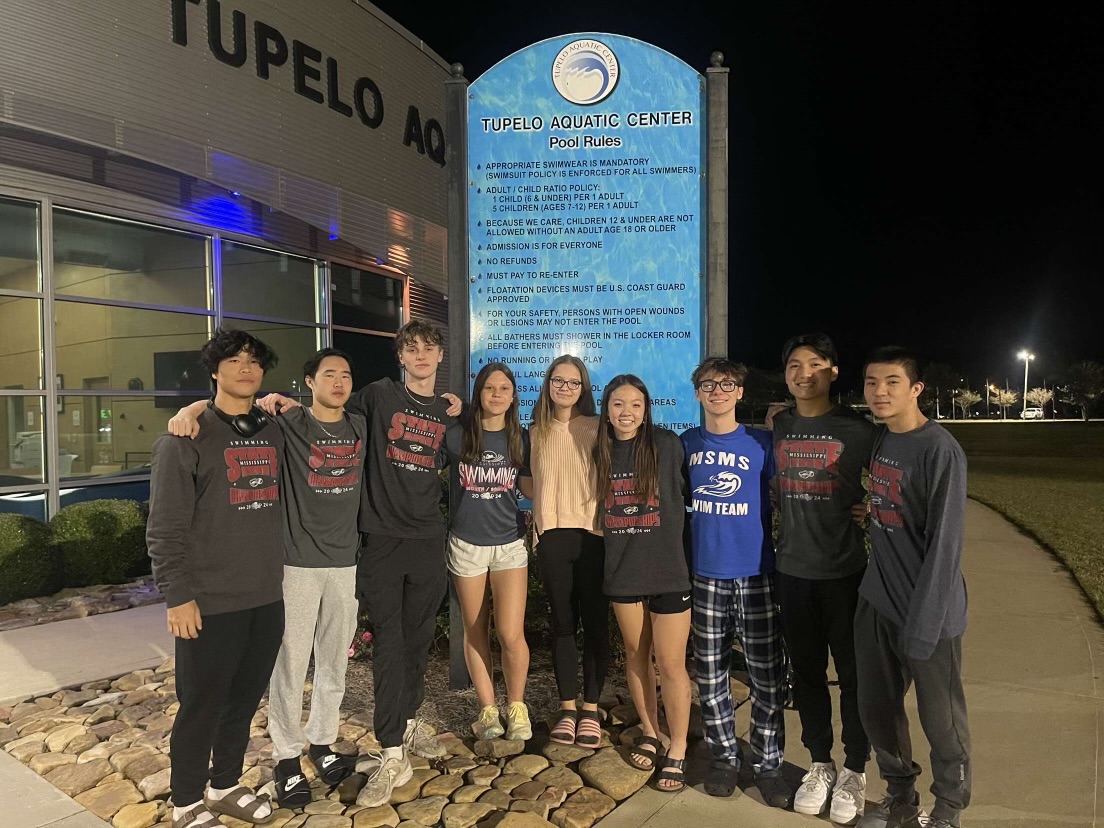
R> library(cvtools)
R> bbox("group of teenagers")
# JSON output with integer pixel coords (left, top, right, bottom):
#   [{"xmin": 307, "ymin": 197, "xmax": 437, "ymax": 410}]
[{"xmin": 147, "ymin": 320, "xmax": 971, "ymax": 828}]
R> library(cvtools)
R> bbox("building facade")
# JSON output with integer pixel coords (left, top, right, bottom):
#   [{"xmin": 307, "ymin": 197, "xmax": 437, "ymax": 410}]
[{"xmin": 0, "ymin": 0, "xmax": 452, "ymax": 518}]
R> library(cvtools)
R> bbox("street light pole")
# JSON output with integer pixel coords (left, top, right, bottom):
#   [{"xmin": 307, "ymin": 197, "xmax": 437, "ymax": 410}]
[{"xmin": 1017, "ymin": 350, "xmax": 1035, "ymax": 417}]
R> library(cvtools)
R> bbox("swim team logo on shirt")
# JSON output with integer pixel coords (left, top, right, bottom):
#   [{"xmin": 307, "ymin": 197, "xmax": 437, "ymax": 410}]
[
  {"xmin": 869, "ymin": 455, "xmax": 905, "ymax": 530},
  {"xmin": 687, "ymin": 450, "xmax": 752, "ymax": 516},
  {"xmin": 224, "ymin": 440, "xmax": 279, "ymax": 509},
  {"xmin": 459, "ymin": 456, "xmax": 518, "ymax": 501},
  {"xmin": 604, "ymin": 472, "xmax": 661, "ymax": 534},
  {"xmin": 775, "ymin": 437, "xmax": 844, "ymax": 502},
  {"xmin": 307, "ymin": 439, "xmax": 363, "ymax": 494},
  {"xmin": 386, "ymin": 409, "xmax": 446, "ymax": 472}
]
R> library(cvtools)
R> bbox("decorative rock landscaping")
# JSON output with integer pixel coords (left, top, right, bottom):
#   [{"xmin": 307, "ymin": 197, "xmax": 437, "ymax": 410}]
[
  {"xmin": 0, "ymin": 656, "xmax": 726, "ymax": 828},
  {"xmin": 0, "ymin": 576, "xmax": 163, "ymax": 631}
]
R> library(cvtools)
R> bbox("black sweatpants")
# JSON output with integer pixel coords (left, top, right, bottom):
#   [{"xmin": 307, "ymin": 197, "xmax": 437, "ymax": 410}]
[
  {"xmin": 854, "ymin": 597, "xmax": 971, "ymax": 825},
  {"xmin": 775, "ymin": 568, "xmax": 869, "ymax": 772},
  {"xmin": 357, "ymin": 533, "xmax": 447, "ymax": 748},
  {"xmin": 535, "ymin": 528, "xmax": 610, "ymax": 705},
  {"xmin": 170, "ymin": 600, "xmax": 284, "ymax": 806}
]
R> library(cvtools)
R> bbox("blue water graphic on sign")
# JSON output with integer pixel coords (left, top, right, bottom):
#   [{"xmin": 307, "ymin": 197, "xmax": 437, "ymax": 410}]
[{"xmin": 468, "ymin": 33, "xmax": 705, "ymax": 429}]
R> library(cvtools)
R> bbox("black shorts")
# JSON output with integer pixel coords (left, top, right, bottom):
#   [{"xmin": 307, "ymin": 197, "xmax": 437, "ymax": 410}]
[{"xmin": 609, "ymin": 590, "xmax": 692, "ymax": 615}]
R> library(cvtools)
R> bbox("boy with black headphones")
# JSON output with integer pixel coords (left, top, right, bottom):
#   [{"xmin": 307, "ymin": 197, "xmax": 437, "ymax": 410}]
[{"xmin": 148, "ymin": 328, "xmax": 285, "ymax": 828}]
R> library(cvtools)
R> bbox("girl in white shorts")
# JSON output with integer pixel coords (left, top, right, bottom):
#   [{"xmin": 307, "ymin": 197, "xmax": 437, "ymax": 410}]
[{"xmin": 443, "ymin": 362, "xmax": 534, "ymax": 740}]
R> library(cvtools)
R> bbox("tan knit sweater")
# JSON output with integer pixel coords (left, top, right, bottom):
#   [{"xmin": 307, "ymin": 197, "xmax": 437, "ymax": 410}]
[{"xmin": 531, "ymin": 414, "xmax": 602, "ymax": 536}]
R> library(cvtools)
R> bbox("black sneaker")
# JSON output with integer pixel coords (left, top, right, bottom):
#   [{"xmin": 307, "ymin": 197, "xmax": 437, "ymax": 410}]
[
  {"xmin": 755, "ymin": 770, "xmax": 792, "ymax": 809},
  {"xmin": 856, "ymin": 791, "xmax": 926, "ymax": 828},
  {"xmin": 274, "ymin": 761, "xmax": 312, "ymax": 808},
  {"xmin": 703, "ymin": 759, "xmax": 741, "ymax": 797},
  {"xmin": 311, "ymin": 750, "xmax": 353, "ymax": 786}
]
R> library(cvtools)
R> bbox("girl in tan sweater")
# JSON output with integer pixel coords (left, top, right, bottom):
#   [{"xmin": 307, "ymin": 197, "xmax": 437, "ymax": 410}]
[{"xmin": 530, "ymin": 355, "xmax": 610, "ymax": 747}]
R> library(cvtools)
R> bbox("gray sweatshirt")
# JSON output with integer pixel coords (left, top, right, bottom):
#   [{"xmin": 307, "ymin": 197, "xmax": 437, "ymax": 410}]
[
  {"xmin": 147, "ymin": 408, "xmax": 285, "ymax": 615},
  {"xmin": 860, "ymin": 420, "xmax": 968, "ymax": 659}
]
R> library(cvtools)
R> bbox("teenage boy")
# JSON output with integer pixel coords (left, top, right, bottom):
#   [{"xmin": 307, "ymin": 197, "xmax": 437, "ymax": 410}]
[
  {"xmin": 148, "ymin": 329, "xmax": 285, "ymax": 828},
  {"xmin": 773, "ymin": 334, "xmax": 878, "ymax": 824},
  {"xmin": 680, "ymin": 357, "xmax": 790, "ymax": 809},
  {"xmin": 255, "ymin": 319, "xmax": 457, "ymax": 808},
  {"xmin": 168, "ymin": 348, "xmax": 369, "ymax": 808},
  {"xmin": 856, "ymin": 346, "xmax": 971, "ymax": 828}
]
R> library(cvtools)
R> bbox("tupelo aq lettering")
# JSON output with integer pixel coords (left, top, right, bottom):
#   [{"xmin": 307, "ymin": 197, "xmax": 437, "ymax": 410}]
[{"xmin": 169, "ymin": 0, "xmax": 440, "ymax": 157}]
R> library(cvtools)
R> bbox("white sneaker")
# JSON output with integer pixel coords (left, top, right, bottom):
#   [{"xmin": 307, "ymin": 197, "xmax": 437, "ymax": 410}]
[
  {"xmin": 404, "ymin": 717, "xmax": 447, "ymax": 758},
  {"xmin": 793, "ymin": 761, "xmax": 837, "ymax": 815},
  {"xmin": 831, "ymin": 768, "xmax": 867, "ymax": 824},
  {"xmin": 355, "ymin": 749, "xmax": 412, "ymax": 807}
]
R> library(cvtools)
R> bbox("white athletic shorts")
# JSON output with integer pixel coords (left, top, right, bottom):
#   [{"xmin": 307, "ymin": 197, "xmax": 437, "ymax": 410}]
[{"xmin": 447, "ymin": 535, "xmax": 528, "ymax": 578}]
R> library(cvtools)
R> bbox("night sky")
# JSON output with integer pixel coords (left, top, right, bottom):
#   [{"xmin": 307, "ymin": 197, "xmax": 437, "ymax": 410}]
[{"xmin": 372, "ymin": 1, "xmax": 1104, "ymax": 389}]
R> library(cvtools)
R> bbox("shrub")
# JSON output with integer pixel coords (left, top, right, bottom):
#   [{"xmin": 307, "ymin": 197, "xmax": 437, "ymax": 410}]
[
  {"xmin": 51, "ymin": 499, "xmax": 150, "ymax": 588},
  {"xmin": 0, "ymin": 514, "xmax": 59, "ymax": 605}
]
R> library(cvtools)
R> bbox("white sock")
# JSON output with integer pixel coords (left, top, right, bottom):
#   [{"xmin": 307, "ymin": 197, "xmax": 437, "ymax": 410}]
[
  {"xmin": 173, "ymin": 803, "xmax": 223, "ymax": 828},
  {"xmin": 382, "ymin": 745, "xmax": 404, "ymax": 761},
  {"xmin": 207, "ymin": 787, "xmax": 272, "ymax": 819}
]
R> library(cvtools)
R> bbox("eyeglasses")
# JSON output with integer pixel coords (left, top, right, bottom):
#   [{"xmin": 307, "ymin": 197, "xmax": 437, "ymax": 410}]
[
  {"xmin": 550, "ymin": 377, "xmax": 583, "ymax": 390},
  {"xmin": 696, "ymin": 380, "xmax": 740, "ymax": 392}
]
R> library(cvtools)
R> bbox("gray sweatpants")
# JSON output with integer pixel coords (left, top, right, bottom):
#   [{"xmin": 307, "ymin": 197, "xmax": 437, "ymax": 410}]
[
  {"xmin": 854, "ymin": 597, "xmax": 972, "ymax": 825},
  {"xmin": 268, "ymin": 565, "xmax": 358, "ymax": 761}
]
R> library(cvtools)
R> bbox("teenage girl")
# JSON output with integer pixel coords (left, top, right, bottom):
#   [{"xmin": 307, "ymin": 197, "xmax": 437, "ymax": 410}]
[
  {"xmin": 444, "ymin": 362, "xmax": 533, "ymax": 741},
  {"xmin": 594, "ymin": 374, "xmax": 692, "ymax": 792},
  {"xmin": 530, "ymin": 354, "xmax": 608, "ymax": 747}
]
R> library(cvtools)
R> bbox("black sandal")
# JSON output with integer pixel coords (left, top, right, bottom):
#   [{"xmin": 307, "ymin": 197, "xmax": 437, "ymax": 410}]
[
  {"xmin": 655, "ymin": 755, "xmax": 686, "ymax": 793},
  {"xmin": 627, "ymin": 736, "xmax": 662, "ymax": 771}
]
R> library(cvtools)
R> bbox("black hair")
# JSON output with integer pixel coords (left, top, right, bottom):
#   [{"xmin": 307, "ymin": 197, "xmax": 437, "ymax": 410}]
[
  {"xmin": 394, "ymin": 318, "xmax": 444, "ymax": 355},
  {"xmin": 200, "ymin": 327, "xmax": 278, "ymax": 389},
  {"xmin": 691, "ymin": 357, "xmax": 748, "ymax": 387},
  {"xmin": 863, "ymin": 345, "xmax": 921, "ymax": 385},
  {"xmin": 782, "ymin": 333, "xmax": 838, "ymax": 367},
  {"xmin": 303, "ymin": 348, "xmax": 353, "ymax": 381},
  {"xmin": 594, "ymin": 374, "xmax": 659, "ymax": 507}
]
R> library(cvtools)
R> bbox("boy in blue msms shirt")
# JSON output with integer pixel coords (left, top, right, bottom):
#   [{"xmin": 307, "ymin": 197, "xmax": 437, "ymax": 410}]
[{"xmin": 681, "ymin": 357, "xmax": 789, "ymax": 809}]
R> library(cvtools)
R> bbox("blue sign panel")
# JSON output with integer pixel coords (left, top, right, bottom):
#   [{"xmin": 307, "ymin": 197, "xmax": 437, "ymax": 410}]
[{"xmin": 468, "ymin": 34, "xmax": 704, "ymax": 429}]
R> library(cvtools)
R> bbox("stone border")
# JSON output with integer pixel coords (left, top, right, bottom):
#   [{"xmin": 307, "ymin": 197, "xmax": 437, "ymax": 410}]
[
  {"xmin": 0, "ymin": 576, "xmax": 163, "ymax": 632},
  {"xmin": 0, "ymin": 657, "xmax": 744, "ymax": 828}
]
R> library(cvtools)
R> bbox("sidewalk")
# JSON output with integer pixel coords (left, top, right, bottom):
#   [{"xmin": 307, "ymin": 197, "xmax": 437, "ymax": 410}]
[
  {"xmin": 1, "ymin": 603, "xmax": 172, "ymax": 828},
  {"xmin": 3, "ymin": 502, "xmax": 1102, "ymax": 828},
  {"xmin": 601, "ymin": 500, "xmax": 1104, "ymax": 828}
]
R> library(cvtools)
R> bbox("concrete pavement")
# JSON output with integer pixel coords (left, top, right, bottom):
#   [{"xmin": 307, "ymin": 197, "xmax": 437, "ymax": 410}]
[
  {"xmin": 2, "ymin": 501, "xmax": 1102, "ymax": 827},
  {"xmin": 0, "ymin": 604, "xmax": 172, "ymax": 828},
  {"xmin": 601, "ymin": 500, "xmax": 1104, "ymax": 828}
]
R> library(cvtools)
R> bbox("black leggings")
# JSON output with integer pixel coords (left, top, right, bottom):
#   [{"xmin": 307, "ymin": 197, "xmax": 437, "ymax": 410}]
[
  {"xmin": 536, "ymin": 528, "xmax": 610, "ymax": 705},
  {"xmin": 170, "ymin": 600, "xmax": 284, "ymax": 806}
]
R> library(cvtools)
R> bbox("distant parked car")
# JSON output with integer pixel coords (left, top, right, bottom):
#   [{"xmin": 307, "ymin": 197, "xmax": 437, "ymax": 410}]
[{"xmin": 1021, "ymin": 407, "xmax": 1044, "ymax": 420}]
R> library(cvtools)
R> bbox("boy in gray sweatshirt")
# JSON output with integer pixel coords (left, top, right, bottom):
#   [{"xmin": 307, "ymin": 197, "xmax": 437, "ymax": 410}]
[
  {"xmin": 856, "ymin": 346, "xmax": 971, "ymax": 828},
  {"xmin": 148, "ymin": 329, "xmax": 285, "ymax": 828}
]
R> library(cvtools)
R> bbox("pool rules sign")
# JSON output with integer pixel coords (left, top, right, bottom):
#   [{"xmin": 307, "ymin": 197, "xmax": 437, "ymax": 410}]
[{"xmin": 467, "ymin": 34, "xmax": 705, "ymax": 427}]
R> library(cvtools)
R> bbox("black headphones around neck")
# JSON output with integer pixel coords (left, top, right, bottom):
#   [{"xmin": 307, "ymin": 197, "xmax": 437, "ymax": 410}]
[{"xmin": 208, "ymin": 401, "xmax": 271, "ymax": 438}]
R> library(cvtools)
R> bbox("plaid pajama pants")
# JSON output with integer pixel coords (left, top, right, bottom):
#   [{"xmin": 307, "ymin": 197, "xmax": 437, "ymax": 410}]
[{"xmin": 692, "ymin": 572, "xmax": 786, "ymax": 773}]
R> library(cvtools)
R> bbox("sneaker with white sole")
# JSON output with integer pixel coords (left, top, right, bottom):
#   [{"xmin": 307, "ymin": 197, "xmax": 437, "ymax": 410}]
[
  {"xmin": 794, "ymin": 761, "xmax": 837, "ymax": 815},
  {"xmin": 404, "ymin": 717, "xmax": 447, "ymax": 758},
  {"xmin": 831, "ymin": 768, "xmax": 867, "ymax": 824},
  {"xmin": 355, "ymin": 749, "xmax": 412, "ymax": 808},
  {"xmin": 472, "ymin": 705, "xmax": 505, "ymax": 740},
  {"xmin": 504, "ymin": 701, "xmax": 532, "ymax": 741}
]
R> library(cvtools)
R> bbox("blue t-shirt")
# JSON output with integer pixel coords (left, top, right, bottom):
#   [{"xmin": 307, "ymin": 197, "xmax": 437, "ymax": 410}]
[{"xmin": 680, "ymin": 425, "xmax": 775, "ymax": 579}]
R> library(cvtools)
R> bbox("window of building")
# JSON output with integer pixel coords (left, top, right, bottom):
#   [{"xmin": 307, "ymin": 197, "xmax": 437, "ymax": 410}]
[
  {"xmin": 0, "ymin": 197, "xmax": 40, "ymax": 293},
  {"xmin": 53, "ymin": 210, "xmax": 209, "ymax": 308},
  {"xmin": 332, "ymin": 330, "xmax": 400, "ymax": 390},
  {"xmin": 331, "ymin": 264, "xmax": 402, "ymax": 332},
  {"xmin": 221, "ymin": 241, "xmax": 320, "ymax": 323}
]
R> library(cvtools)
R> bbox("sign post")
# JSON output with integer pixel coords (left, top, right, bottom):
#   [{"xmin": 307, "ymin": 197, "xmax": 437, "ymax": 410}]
[{"xmin": 467, "ymin": 34, "xmax": 706, "ymax": 427}]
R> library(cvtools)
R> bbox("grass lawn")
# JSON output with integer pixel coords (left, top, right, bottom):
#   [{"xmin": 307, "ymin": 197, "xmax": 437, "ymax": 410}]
[{"xmin": 945, "ymin": 422, "xmax": 1104, "ymax": 619}]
